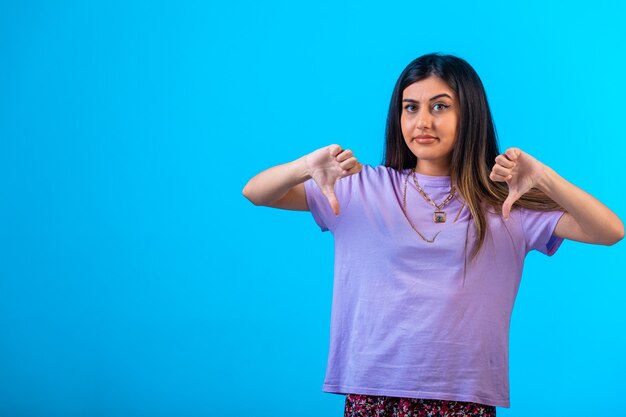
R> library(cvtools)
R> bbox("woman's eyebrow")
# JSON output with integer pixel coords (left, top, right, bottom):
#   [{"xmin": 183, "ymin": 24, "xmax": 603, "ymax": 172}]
[
  {"xmin": 430, "ymin": 93, "xmax": 453, "ymax": 101},
  {"xmin": 402, "ymin": 93, "xmax": 453, "ymax": 103}
]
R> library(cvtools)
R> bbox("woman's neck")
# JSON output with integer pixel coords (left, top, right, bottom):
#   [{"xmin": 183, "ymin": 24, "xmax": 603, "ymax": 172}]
[{"xmin": 414, "ymin": 159, "xmax": 451, "ymax": 176}]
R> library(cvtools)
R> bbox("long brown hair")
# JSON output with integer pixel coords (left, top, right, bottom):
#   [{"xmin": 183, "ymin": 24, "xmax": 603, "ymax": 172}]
[{"xmin": 383, "ymin": 53, "xmax": 560, "ymax": 257}]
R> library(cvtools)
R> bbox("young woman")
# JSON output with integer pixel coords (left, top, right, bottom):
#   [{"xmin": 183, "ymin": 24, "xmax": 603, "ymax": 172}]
[{"xmin": 242, "ymin": 53, "xmax": 623, "ymax": 416}]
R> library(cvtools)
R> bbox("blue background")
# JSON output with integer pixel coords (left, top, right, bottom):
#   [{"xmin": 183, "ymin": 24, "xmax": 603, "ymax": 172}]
[{"xmin": 1, "ymin": 1, "xmax": 625, "ymax": 416}]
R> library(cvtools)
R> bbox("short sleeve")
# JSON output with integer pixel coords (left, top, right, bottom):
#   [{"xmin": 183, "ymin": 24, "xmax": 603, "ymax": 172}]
[
  {"xmin": 520, "ymin": 208, "xmax": 566, "ymax": 256},
  {"xmin": 303, "ymin": 173, "xmax": 355, "ymax": 233}
]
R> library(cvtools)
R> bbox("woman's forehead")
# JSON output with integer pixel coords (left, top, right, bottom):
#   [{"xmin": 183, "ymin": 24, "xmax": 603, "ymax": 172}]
[{"xmin": 403, "ymin": 76, "xmax": 456, "ymax": 100}]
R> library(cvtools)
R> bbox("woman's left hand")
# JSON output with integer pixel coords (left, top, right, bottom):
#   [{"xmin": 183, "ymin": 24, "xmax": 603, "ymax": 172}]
[
  {"xmin": 491, "ymin": 148, "xmax": 624, "ymax": 244},
  {"xmin": 490, "ymin": 148, "xmax": 547, "ymax": 220}
]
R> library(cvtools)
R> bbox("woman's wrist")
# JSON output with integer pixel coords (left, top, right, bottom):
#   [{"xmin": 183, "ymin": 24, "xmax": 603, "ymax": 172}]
[
  {"xmin": 534, "ymin": 164, "xmax": 558, "ymax": 196},
  {"xmin": 295, "ymin": 154, "xmax": 314, "ymax": 182}
]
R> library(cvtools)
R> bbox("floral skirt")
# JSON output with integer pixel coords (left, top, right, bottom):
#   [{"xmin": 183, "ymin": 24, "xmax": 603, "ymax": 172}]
[{"xmin": 344, "ymin": 394, "xmax": 496, "ymax": 417}]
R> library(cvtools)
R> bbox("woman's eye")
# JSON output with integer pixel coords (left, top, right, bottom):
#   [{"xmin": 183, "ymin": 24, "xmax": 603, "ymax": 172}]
[
  {"xmin": 405, "ymin": 104, "xmax": 416, "ymax": 112},
  {"xmin": 433, "ymin": 103, "xmax": 449, "ymax": 111}
]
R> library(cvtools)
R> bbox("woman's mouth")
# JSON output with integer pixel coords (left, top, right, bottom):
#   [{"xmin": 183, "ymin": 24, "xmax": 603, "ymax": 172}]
[{"xmin": 414, "ymin": 135, "xmax": 437, "ymax": 144}]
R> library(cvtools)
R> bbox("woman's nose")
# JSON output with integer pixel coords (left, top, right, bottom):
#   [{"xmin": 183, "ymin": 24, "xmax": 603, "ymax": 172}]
[{"xmin": 416, "ymin": 109, "xmax": 432, "ymax": 130}]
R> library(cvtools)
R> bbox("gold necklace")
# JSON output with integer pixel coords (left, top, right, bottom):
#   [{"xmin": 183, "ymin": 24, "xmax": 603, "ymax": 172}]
[
  {"xmin": 402, "ymin": 170, "xmax": 464, "ymax": 244},
  {"xmin": 402, "ymin": 171, "xmax": 439, "ymax": 243},
  {"xmin": 411, "ymin": 169, "xmax": 456, "ymax": 223}
]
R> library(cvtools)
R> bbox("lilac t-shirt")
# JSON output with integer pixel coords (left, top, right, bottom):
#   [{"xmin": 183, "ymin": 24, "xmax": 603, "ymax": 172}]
[{"xmin": 304, "ymin": 164, "xmax": 564, "ymax": 408}]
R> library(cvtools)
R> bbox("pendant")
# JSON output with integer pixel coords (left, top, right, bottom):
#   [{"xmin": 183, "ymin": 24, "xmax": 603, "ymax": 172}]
[{"xmin": 434, "ymin": 211, "xmax": 446, "ymax": 223}]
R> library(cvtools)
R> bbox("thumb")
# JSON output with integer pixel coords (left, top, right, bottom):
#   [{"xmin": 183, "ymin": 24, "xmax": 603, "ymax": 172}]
[
  {"xmin": 502, "ymin": 191, "xmax": 520, "ymax": 221},
  {"xmin": 321, "ymin": 185, "xmax": 340, "ymax": 216}
]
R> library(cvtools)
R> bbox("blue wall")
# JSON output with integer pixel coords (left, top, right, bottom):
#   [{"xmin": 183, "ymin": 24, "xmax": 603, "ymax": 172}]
[{"xmin": 1, "ymin": 1, "xmax": 625, "ymax": 416}]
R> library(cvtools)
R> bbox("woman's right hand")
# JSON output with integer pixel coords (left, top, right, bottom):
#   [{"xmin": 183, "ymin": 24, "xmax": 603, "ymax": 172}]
[{"xmin": 304, "ymin": 144, "xmax": 362, "ymax": 215}]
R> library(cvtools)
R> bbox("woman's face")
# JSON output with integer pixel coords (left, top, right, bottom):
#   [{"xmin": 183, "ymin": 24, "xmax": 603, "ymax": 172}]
[{"xmin": 400, "ymin": 76, "xmax": 459, "ymax": 175}]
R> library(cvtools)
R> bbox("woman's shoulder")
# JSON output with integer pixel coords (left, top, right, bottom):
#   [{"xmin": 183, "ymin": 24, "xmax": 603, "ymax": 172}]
[
  {"xmin": 355, "ymin": 164, "xmax": 405, "ymax": 181},
  {"xmin": 336, "ymin": 164, "xmax": 406, "ymax": 197}
]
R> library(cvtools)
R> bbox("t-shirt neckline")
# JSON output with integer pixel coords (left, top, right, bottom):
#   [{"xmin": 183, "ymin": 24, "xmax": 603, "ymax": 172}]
[{"xmin": 401, "ymin": 168, "xmax": 451, "ymax": 186}]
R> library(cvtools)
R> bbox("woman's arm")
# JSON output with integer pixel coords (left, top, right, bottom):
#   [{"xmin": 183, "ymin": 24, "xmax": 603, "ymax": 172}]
[
  {"xmin": 536, "ymin": 166, "xmax": 624, "ymax": 245},
  {"xmin": 491, "ymin": 148, "xmax": 624, "ymax": 245},
  {"xmin": 242, "ymin": 156, "xmax": 311, "ymax": 211},
  {"xmin": 242, "ymin": 144, "xmax": 361, "ymax": 215}
]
